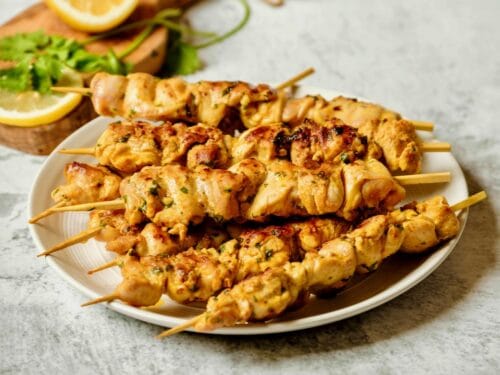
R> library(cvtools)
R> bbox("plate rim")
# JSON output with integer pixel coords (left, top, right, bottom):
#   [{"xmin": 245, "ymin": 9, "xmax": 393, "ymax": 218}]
[{"xmin": 28, "ymin": 87, "xmax": 469, "ymax": 335}]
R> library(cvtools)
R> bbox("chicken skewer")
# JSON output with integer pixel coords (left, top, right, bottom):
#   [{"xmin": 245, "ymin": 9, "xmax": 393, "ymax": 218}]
[
  {"xmin": 59, "ymin": 118, "xmax": 448, "ymax": 175},
  {"xmin": 156, "ymin": 192, "xmax": 486, "ymax": 337},
  {"xmin": 51, "ymin": 71, "xmax": 434, "ymax": 132},
  {"xmin": 30, "ymin": 156, "xmax": 450, "ymax": 227},
  {"xmin": 81, "ymin": 217, "xmax": 351, "ymax": 306},
  {"xmin": 34, "ymin": 158, "xmax": 416, "ymax": 230}
]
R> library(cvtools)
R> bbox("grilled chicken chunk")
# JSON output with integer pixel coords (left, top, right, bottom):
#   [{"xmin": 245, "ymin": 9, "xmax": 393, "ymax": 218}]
[{"xmin": 51, "ymin": 162, "xmax": 121, "ymax": 205}]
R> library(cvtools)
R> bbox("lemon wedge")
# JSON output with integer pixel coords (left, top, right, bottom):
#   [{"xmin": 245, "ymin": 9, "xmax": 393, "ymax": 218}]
[
  {"xmin": 45, "ymin": 0, "xmax": 139, "ymax": 33},
  {"xmin": 0, "ymin": 69, "xmax": 83, "ymax": 127}
]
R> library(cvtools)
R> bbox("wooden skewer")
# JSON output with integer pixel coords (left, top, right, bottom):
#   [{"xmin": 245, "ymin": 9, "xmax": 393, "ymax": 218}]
[
  {"xmin": 410, "ymin": 120, "xmax": 434, "ymax": 132},
  {"xmin": 88, "ymin": 259, "xmax": 119, "ymax": 275},
  {"xmin": 276, "ymin": 67, "xmax": 315, "ymax": 91},
  {"xmin": 394, "ymin": 172, "xmax": 450, "ymax": 185},
  {"xmin": 81, "ymin": 293, "xmax": 119, "ymax": 307},
  {"xmin": 30, "ymin": 199, "xmax": 124, "ymax": 223},
  {"xmin": 37, "ymin": 227, "xmax": 102, "ymax": 257},
  {"xmin": 451, "ymin": 191, "xmax": 487, "ymax": 211},
  {"xmin": 421, "ymin": 142, "xmax": 451, "ymax": 152},
  {"xmin": 29, "ymin": 201, "xmax": 66, "ymax": 224},
  {"xmin": 59, "ymin": 148, "xmax": 95, "ymax": 155},
  {"xmin": 51, "ymin": 68, "xmax": 316, "ymax": 97},
  {"xmin": 156, "ymin": 315, "xmax": 205, "ymax": 339},
  {"xmin": 51, "ymin": 86, "xmax": 92, "ymax": 95},
  {"xmin": 50, "ymin": 199, "xmax": 125, "ymax": 213}
]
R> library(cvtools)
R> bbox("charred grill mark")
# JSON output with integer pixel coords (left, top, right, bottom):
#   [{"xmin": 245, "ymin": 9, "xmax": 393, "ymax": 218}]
[
  {"xmin": 289, "ymin": 127, "xmax": 309, "ymax": 142},
  {"xmin": 272, "ymin": 130, "xmax": 291, "ymax": 154}
]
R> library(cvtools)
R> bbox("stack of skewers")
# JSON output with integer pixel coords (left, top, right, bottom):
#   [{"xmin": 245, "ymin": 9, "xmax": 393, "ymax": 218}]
[{"xmin": 30, "ymin": 68, "xmax": 486, "ymax": 338}]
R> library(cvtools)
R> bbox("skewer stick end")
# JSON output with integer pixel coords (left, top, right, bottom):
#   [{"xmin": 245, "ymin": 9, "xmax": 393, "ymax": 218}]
[
  {"xmin": 51, "ymin": 86, "xmax": 92, "ymax": 95},
  {"xmin": 81, "ymin": 293, "xmax": 119, "ymax": 307},
  {"xmin": 451, "ymin": 191, "xmax": 487, "ymax": 211},
  {"xmin": 156, "ymin": 314, "xmax": 204, "ymax": 339},
  {"xmin": 29, "ymin": 201, "xmax": 66, "ymax": 224},
  {"xmin": 58, "ymin": 148, "xmax": 95, "ymax": 156},
  {"xmin": 87, "ymin": 259, "xmax": 119, "ymax": 275},
  {"xmin": 395, "ymin": 171, "xmax": 451, "ymax": 185},
  {"xmin": 36, "ymin": 227, "xmax": 102, "ymax": 258},
  {"xmin": 276, "ymin": 67, "xmax": 316, "ymax": 91},
  {"xmin": 411, "ymin": 120, "xmax": 435, "ymax": 131},
  {"xmin": 421, "ymin": 142, "xmax": 451, "ymax": 152},
  {"xmin": 51, "ymin": 199, "xmax": 125, "ymax": 213}
]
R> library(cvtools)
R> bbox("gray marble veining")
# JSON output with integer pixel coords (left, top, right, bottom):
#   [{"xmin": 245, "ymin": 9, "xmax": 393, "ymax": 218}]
[{"xmin": 0, "ymin": 0, "xmax": 499, "ymax": 374}]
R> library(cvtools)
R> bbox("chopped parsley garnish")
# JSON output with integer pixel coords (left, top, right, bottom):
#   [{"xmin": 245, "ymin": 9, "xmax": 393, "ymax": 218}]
[
  {"xmin": 264, "ymin": 249, "xmax": 273, "ymax": 260},
  {"xmin": 163, "ymin": 197, "xmax": 174, "ymax": 208},
  {"xmin": 118, "ymin": 134, "xmax": 131, "ymax": 143},
  {"xmin": 149, "ymin": 181, "xmax": 160, "ymax": 196},
  {"xmin": 151, "ymin": 266, "xmax": 163, "ymax": 275},
  {"xmin": 340, "ymin": 153, "xmax": 351, "ymax": 164}
]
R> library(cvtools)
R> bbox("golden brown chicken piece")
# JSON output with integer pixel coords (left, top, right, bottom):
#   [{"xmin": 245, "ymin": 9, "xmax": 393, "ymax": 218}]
[
  {"xmin": 231, "ymin": 119, "xmax": 383, "ymax": 169},
  {"xmin": 88, "ymin": 209, "xmax": 137, "ymax": 243},
  {"xmin": 357, "ymin": 119, "xmax": 421, "ymax": 173},
  {"xmin": 88, "ymin": 209, "xmax": 229, "ymax": 257},
  {"xmin": 154, "ymin": 122, "xmax": 231, "ymax": 169},
  {"xmin": 51, "ymin": 162, "xmax": 122, "ymax": 205},
  {"xmin": 193, "ymin": 196, "xmax": 460, "ymax": 331},
  {"xmin": 95, "ymin": 121, "xmax": 161, "ymax": 174},
  {"xmin": 197, "ymin": 263, "xmax": 307, "ymax": 330},
  {"xmin": 234, "ymin": 218, "xmax": 350, "ymax": 283},
  {"xmin": 282, "ymin": 95, "xmax": 400, "ymax": 128},
  {"xmin": 104, "ymin": 217, "xmax": 350, "ymax": 306},
  {"xmin": 119, "ymin": 158, "xmax": 405, "ymax": 229}
]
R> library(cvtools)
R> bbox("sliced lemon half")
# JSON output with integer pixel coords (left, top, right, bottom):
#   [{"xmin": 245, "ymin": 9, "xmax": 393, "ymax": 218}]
[
  {"xmin": 45, "ymin": 0, "xmax": 139, "ymax": 33},
  {"xmin": 0, "ymin": 69, "xmax": 83, "ymax": 127}
]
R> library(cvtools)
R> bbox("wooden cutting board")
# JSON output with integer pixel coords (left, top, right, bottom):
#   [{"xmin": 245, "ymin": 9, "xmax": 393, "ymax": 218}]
[{"xmin": 0, "ymin": 0, "xmax": 189, "ymax": 155}]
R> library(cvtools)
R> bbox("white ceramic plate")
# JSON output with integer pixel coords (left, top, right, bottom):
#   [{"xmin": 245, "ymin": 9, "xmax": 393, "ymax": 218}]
[{"xmin": 28, "ymin": 86, "xmax": 469, "ymax": 335}]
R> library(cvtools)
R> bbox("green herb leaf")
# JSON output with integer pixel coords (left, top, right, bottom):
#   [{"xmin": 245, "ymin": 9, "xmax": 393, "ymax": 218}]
[
  {"xmin": 164, "ymin": 32, "xmax": 202, "ymax": 76},
  {"xmin": 0, "ymin": 59, "xmax": 31, "ymax": 92}
]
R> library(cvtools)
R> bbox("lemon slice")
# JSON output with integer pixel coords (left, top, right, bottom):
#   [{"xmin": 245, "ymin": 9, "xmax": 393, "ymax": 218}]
[
  {"xmin": 0, "ymin": 69, "xmax": 83, "ymax": 127},
  {"xmin": 45, "ymin": 0, "xmax": 139, "ymax": 33}
]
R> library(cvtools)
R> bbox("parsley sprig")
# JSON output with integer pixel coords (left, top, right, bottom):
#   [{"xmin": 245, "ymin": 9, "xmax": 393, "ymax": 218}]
[{"xmin": 0, "ymin": 31, "xmax": 129, "ymax": 93}]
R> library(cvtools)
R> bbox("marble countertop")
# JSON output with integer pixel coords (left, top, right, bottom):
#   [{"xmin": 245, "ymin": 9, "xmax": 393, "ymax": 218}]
[{"xmin": 1, "ymin": 1, "xmax": 499, "ymax": 374}]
